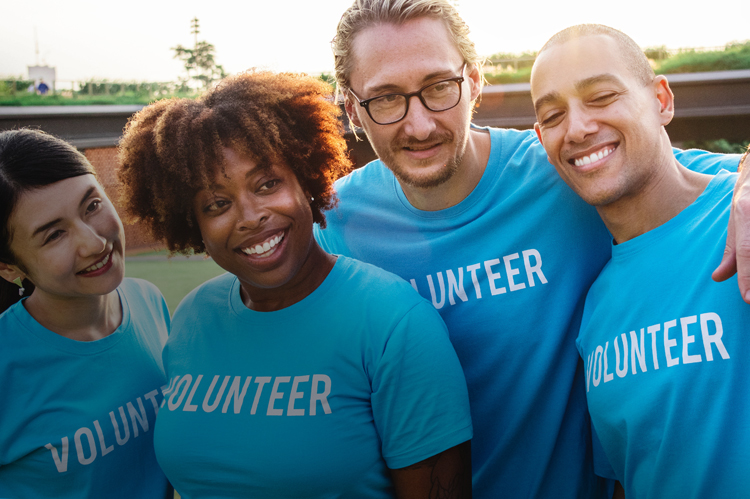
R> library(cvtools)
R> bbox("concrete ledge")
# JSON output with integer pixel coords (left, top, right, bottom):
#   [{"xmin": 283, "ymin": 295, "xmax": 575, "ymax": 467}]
[{"xmin": 1, "ymin": 70, "xmax": 748, "ymax": 155}]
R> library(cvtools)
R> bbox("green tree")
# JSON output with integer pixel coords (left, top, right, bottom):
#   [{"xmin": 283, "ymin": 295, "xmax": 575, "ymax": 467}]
[{"xmin": 172, "ymin": 18, "xmax": 227, "ymax": 88}]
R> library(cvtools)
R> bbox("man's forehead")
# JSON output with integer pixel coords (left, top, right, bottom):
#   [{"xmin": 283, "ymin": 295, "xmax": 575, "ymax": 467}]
[
  {"xmin": 349, "ymin": 17, "xmax": 463, "ymax": 93},
  {"xmin": 543, "ymin": 35, "xmax": 625, "ymax": 71},
  {"xmin": 533, "ymin": 37, "xmax": 628, "ymax": 89}
]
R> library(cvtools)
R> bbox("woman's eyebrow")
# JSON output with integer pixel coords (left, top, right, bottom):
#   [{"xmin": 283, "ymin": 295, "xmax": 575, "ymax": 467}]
[{"xmin": 32, "ymin": 186, "xmax": 96, "ymax": 237}]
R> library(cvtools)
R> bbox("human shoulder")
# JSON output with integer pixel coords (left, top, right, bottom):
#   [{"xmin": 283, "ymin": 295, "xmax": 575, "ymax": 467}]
[
  {"xmin": 484, "ymin": 126, "xmax": 548, "ymax": 166},
  {"xmin": 675, "ymin": 148, "xmax": 743, "ymax": 174},
  {"xmin": 0, "ymin": 299, "xmax": 24, "ymax": 341},
  {"xmin": 120, "ymin": 277, "xmax": 163, "ymax": 300},
  {"xmin": 172, "ymin": 271, "xmax": 233, "ymax": 321},
  {"xmin": 337, "ymin": 255, "xmax": 419, "ymax": 292},
  {"xmin": 120, "ymin": 277, "xmax": 169, "ymax": 312},
  {"xmin": 333, "ymin": 256, "xmax": 432, "ymax": 315},
  {"xmin": 332, "ymin": 158, "xmax": 394, "ymax": 198}
]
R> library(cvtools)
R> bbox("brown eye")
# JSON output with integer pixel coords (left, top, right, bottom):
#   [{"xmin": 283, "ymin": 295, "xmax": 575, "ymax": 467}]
[
  {"xmin": 204, "ymin": 199, "xmax": 229, "ymax": 213},
  {"xmin": 85, "ymin": 199, "xmax": 101, "ymax": 214},
  {"xmin": 259, "ymin": 179, "xmax": 281, "ymax": 192},
  {"xmin": 44, "ymin": 230, "xmax": 64, "ymax": 245}
]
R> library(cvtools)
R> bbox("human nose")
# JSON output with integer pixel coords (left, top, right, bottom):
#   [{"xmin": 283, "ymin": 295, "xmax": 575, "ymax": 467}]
[
  {"xmin": 76, "ymin": 222, "xmax": 107, "ymax": 257},
  {"xmin": 401, "ymin": 95, "xmax": 437, "ymax": 141},
  {"xmin": 237, "ymin": 194, "xmax": 269, "ymax": 231},
  {"xmin": 564, "ymin": 104, "xmax": 598, "ymax": 143}
]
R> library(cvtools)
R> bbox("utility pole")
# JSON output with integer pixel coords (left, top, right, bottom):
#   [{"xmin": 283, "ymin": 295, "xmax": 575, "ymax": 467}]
[
  {"xmin": 34, "ymin": 27, "xmax": 39, "ymax": 65},
  {"xmin": 191, "ymin": 18, "xmax": 199, "ymax": 49}
]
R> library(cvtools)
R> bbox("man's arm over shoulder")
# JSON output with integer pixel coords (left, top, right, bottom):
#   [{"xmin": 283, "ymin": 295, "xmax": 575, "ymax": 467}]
[{"xmin": 713, "ymin": 145, "xmax": 750, "ymax": 302}]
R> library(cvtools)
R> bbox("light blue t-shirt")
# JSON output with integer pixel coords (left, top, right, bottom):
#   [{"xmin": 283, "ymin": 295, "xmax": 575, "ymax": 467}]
[
  {"xmin": 0, "ymin": 278, "xmax": 171, "ymax": 499},
  {"xmin": 154, "ymin": 256, "xmax": 472, "ymax": 499},
  {"xmin": 314, "ymin": 126, "xmax": 742, "ymax": 498},
  {"xmin": 578, "ymin": 170, "xmax": 750, "ymax": 498}
]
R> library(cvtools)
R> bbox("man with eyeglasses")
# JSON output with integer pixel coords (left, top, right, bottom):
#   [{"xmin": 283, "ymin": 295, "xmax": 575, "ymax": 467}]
[{"xmin": 314, "ymin": 1, "xmax": 748, "ymax": 497}]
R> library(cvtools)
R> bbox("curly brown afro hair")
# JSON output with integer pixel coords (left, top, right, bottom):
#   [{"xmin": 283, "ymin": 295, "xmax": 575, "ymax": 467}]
[{"xmin": 117, "ymin": 70, "xmax": 352, "ymax": 254}]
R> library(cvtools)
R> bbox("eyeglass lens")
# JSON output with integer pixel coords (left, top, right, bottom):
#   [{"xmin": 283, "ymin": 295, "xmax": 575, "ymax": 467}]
[{"xmin": 368, "ymin": 79, "xmax": 462, "ymax": 124}]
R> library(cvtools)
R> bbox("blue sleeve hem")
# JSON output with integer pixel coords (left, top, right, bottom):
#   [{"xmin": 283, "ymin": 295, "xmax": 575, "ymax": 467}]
[{"xmin": 384, "ymin": 424, "xmax": 473, "ymax": 470}]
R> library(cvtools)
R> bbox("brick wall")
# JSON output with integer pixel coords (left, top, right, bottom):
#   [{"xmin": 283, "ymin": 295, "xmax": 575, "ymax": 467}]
[{"xmin": 83, "ymin": 147, "xmax": 162, "ymax": 255}]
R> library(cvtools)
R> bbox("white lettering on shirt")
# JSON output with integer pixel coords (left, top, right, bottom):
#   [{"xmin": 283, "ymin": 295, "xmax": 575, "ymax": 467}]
[
  {"xmin": 410, "ymin": 249, "xmax": 548, "ymax": 310},
  {"xmin": 44, "ymin": 388, "xmax": 163, "ymax": 473},
  {"xmin": 585, "ymin": 312, "xmax": 731, "ymax": 392}
]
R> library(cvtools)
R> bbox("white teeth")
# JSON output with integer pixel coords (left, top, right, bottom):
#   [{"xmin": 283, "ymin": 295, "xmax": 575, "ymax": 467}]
[
  {"xmin": 241, "ymin": 233, "xmax": 284, "ymax": 256},
  {"xmin": 83, "ymin": 252, "xmax": 110, "ymax": 273},
  {"xmin": 574, "ymin": 147, "xmax": 614, "ymax": 167}
]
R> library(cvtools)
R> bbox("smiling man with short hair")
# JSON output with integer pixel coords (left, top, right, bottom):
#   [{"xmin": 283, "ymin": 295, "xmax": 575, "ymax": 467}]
[
  {"xmin": 531, "ymin": 23, "xmax": 750, "ymax": 498},
  {"xmin": 315, "ymin": 2, "xmax": 747, "ymax": 497}
]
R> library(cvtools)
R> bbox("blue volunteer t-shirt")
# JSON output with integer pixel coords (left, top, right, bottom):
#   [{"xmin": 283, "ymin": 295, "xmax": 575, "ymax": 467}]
[
  {"xmin": 154, "ymin": 256, "xmax": 472, "ymax": 499},
  {"xmin": 314, "ymin": 126, "xmax": 742, "ymax": 498},
  {"xmin": 0, "ymin": 278, "xmax": 171, "ymax": 499},
  {"xmin": 578, "ymin": 170, "xmax": 750, "ymax": 498}
]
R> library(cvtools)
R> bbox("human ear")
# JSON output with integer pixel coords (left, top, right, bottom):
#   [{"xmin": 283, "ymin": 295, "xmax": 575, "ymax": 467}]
[
  {"xmin": 0, "ymin": 261, "xmax": 25, "ymax": 285},
  {"xmin": 344, "ymin": 94, "xmax": 363, "ymax": 128},
  {"xmin": 534, "ymin": 123, "xmax": 544, "ymax": 146},
  {"xmin": 467, "ymin": 63, "xmax": 482, "ymax": 102},
  {"xmin": 654, "ymin": 75, "xmax": 675, "ymax": 126},
  {"xmin": 534, "ymin": 123, "xmax": 553, "ymax": 163}
]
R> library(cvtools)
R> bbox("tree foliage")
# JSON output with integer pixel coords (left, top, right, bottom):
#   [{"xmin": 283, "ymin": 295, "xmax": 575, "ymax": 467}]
[{"xmin": 172, "ymin": 18, "xmax": 227, "ymax": 88}]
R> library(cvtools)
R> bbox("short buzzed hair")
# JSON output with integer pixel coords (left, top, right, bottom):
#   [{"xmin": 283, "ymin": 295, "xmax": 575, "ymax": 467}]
[{"xmin": 539, "ymin": 24, "xmax": 655, "ymax": 86}]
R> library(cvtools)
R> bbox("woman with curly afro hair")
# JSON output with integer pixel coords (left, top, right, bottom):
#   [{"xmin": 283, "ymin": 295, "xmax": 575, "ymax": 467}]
[{"xmin": 118, "ymin": 70, "xmax": 473, "ymax": 499}]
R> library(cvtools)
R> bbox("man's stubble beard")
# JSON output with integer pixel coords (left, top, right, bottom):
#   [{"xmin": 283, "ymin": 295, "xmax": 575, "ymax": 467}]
[{"xmin": 378, "ymin": 125, "xmax": 469, "ymax": 189}]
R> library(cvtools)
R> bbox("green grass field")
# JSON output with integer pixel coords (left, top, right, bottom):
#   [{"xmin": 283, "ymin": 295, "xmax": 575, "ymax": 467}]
[{"xmin": 124, "ymin": 255, "xmax": 226, "ymax": 313}]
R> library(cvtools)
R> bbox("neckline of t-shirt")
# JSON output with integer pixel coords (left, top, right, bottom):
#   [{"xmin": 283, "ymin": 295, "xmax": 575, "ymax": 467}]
[
  {"xmin": 9, "ymin": 285, "xmax": 130, "ymax": 355},
  {"xmin": 391, "ymin": 125, "xmax": 502, "ymax": 219},
  {"xmin": 611, "ymin": 170, "xmax": 735, "ymax": 261},
  {"xmin": 228, "ymin": 255, "xmax": 348, "ymax": 322}
]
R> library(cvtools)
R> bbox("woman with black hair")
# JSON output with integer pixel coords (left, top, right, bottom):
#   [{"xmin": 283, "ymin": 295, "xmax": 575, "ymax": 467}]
[{"xmin": 0, "ymin": 129, "xmax": 171, "ymax": 498}]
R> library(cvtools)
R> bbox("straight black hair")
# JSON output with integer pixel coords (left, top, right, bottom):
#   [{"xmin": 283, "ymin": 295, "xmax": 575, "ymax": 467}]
[{"xmin": 0, "ymin": 129, "xmax": 95, "ymax": 313}]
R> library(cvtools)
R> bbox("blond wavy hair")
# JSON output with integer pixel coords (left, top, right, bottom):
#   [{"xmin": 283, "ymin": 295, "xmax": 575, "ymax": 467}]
[{"xmin": 332, "ymin": 0, "xmax": 484, "ymax": 95}]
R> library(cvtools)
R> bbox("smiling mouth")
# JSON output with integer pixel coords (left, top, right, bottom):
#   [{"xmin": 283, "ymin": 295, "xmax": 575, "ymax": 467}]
[
  {"xmin": 571, "ymin": 146, "xmax": 616, "ymax": 167},
  {"xmin": 78, "ymin": 250, "xmax": 112, "ymax": 275},
  {"xmin": 240, "ymin": 232, "xmax": 284, "ymax": 258},
  {"xmin": 404, "ymin": 143, "xmax": 440, "ymax": 152}
]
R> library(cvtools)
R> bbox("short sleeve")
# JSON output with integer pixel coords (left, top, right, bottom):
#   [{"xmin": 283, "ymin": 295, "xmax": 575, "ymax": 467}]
[
  {"xmin": 370, "ymin": 300, "xmax": 473, "ymax": 469},
  {"xmin": 133, "ymin": 278, "xmax": 172, "ymax": 337}
]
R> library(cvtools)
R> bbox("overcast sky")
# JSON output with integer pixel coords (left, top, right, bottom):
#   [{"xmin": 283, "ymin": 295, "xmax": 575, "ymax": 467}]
[{"xmin": 2, "ymin": 0, "xmax": 748, "ymax": 83}]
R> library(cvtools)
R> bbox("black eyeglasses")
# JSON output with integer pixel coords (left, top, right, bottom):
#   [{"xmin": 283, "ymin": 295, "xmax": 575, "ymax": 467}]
[{"xmin": 349, "ymin": 64, "xmax": 466, "ymax": 125}]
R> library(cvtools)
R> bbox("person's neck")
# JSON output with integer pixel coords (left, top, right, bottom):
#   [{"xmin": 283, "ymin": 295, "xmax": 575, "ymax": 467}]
[
  {"xmin": 240, "ymin": 244, "xmax": 337, "ymax": 312},
  {"xmin": 24, "ymin": 289, "xmax": 122, "ymax": 342},
  {"xmin": 401, "ymin": 128, "xmax": 491, "ymax": 211},
  {"xmin": 598, "ymin": 146, "xmax": 712, "ymax": 244}
]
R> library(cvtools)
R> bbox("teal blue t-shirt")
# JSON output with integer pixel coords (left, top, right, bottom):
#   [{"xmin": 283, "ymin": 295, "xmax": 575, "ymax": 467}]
[
  {"xmin": 154, "ymin": 256, "xmax": 472, "ymax": 499},
  {"xmin": 578, "ymin": 171, "xmax": 750, "ymax": 498},
  {"xmin": 0, "ymin": 278, "xmax": 171, "ymax": 498},
  {"xmin": 315, "ymin": 126, "xmax": 742, "ymax": 498}
]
